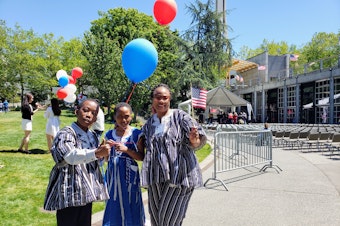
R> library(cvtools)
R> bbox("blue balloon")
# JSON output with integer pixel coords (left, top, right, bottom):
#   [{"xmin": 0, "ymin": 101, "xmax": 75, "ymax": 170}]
[
  {"xmin": 58, "ymin": 76, "xmax": 69, "ymax": 87},
  {"xmin": 122, "ymin": 38, "xmax": 158, "ymax": 83}
]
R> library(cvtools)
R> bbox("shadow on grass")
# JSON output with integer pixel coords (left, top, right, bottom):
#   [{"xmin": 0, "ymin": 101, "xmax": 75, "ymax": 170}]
[{"xmin": 0, "ymin": 149, "xmax": 48, "ymax": 154}]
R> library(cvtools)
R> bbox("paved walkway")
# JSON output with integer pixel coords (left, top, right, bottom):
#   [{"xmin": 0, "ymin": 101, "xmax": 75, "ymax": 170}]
[{"xmin": 92, "ymin": 146, "xmax": 340, "ymax": 226}]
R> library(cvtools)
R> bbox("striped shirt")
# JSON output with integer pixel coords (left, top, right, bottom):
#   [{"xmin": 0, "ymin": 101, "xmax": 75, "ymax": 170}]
[
  {"xmin": 44, "ymin": 123, "xmax": 109, "ymax": 211},
  {"xmin": 141, "ymin": 109, "xmax": 207, "ymax": 188}
]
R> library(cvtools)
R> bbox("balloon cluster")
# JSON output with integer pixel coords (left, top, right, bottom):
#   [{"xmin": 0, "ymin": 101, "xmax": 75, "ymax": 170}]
[{"xmin": 55, "ymin": 67, "xmax": 83, "ymax": 103}]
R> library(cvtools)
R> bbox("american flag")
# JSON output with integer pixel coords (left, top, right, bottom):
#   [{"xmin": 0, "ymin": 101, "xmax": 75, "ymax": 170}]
[
  {"xmin": 209, "ymin": 107, "xmax": 218, "ymax": 113},
  {"xmin": 258, "ymin": 65, "xmax": 266, "ymax": 71},
  {"xmin": 192, "ymin": 87, "xmax": 208, "ymax": 109},
  {"xmin": 290, "ymin": 54, "xmax": 299, "ymax": 61}
]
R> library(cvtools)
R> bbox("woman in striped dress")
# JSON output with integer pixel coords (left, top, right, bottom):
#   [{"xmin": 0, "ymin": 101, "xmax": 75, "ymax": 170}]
[{"xmin": 140, "ymin": 84, "xmax": 207, "ymax": 226}]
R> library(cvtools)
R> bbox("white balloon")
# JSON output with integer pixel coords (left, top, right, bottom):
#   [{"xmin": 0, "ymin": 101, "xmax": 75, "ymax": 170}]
[
  {"xmin": 64, "ymin": 84, "xmax": 77, "ymax": 94},
  {"xmin": 64, "ymin": 93, "xmax": 77, "ymax": 103},
  {"xmin": 56, "ymin": 70, "xmax": 68, "ymax": 80}
]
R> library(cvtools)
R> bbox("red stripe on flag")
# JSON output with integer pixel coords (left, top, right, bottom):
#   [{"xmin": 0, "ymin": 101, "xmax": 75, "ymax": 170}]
[
  {"xmin": 258, "ymin": 65, "xmax": 266, "ymax": 70},
  {"xmin": 290, "ymin": 54, "xmax": 299, "ymax": 61},
  {"xmin": 192, "ymin": 87, "xmax": 207, "ymax": 109}
]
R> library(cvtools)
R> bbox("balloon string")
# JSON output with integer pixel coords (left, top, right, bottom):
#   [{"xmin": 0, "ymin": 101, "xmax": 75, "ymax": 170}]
[{"xmin": 125, "ymin": 83, "xmax": 137, "ymax": 104}]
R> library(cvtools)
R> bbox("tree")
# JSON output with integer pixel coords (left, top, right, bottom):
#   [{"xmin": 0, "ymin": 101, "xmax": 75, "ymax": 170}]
[
  {"xmin": 0, "ymin": 20, "xmax": 19, "ymax": 101},
  {"xmin": 238, "ymin": 39, "xmax": 295, "ymax": 60},
  {"xmin": 301, "ymin": 31, "xmax": 340, "ymax": 71},
  {"xmin": 26, "ymin": 34, "xmax": 67, "ymax": 101},
  {"xmin": 0, "ymin": 22, "xmax": 64, "ymax": 102},
  {"xmin": 4, "ymin": 24, "xmax": 40, "ymax": 101},
  {"xmin": 58, "ymin": 38, "xmax": 88, "ymax": 94},
  {"xmin": 82, "ymin": 8, "xmax": 185, "ymax": 118},
  {"xmin": 182, "ymin": 0, "xmax": 232, "ymax": 90},
  {"xmin": 237, "ymin": 31, "xmax": 340, "ymax": 75}
]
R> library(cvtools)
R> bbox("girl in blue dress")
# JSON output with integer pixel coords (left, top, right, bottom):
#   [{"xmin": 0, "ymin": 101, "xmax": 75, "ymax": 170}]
[{"xmin": 103, "ymin": 102, "xmax": 145, "ymax": 226}]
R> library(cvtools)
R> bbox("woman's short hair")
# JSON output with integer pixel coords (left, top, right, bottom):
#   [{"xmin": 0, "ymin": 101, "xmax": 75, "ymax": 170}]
[{"xmin": 150, "ymin": 83, "xmax": 171, "ymax": 99}]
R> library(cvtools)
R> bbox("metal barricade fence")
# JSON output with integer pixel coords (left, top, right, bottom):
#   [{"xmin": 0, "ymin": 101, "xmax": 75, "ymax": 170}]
[{"xmin": 204, "ymin": 130, "xmax": 282, "ymax": 191}]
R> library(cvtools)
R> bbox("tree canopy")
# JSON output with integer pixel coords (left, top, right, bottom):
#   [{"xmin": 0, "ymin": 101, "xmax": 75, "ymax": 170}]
[
  {"xmin": 0, "ymin": 2, "xmax": 338, "ymax": 114},
  {"xmin": 82, "ymin": 8, "xmax": 184, "ymax": 116}
]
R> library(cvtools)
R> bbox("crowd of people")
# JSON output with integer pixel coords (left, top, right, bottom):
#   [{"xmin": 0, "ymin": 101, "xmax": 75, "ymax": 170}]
[
  {"xmin": 31, "ymin": 83, "xmax": 207, "ymax": 226},
  {"xmin": 208, "ymin": 110, "xmax": 248, "ymax": 124}
]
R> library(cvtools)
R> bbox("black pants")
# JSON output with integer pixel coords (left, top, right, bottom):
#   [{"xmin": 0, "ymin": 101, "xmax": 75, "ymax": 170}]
[{"xmin": 56, "ymin": 203, "xmax": 92, "ymax": 226}]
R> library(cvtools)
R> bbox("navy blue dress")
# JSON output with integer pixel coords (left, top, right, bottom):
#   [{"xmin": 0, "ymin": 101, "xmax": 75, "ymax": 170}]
[{"xmin": 103, "ymin": 127, "xmax": 145, "ymax": 226}]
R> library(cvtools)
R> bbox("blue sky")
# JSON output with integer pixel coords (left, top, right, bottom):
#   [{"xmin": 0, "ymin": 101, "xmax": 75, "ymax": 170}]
[{"xmin": 0, "ymin": 0, "xmax": 339, "ymax": 55}]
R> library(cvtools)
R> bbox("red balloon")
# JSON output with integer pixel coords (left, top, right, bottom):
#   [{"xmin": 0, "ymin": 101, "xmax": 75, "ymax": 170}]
[
  {"xmin": 68, "ymin": 75, "xmax": 76, "ymax": 84},
  {"xmin": 56, "ymin": 88, "xmax": 68, "ymax": 99},
  {"xmin": 153, "ymin": 0, "xmax": 177, "ymax": 25},
  {"xmin": 72, "ymin": 67, "xmax": 83, "ymax": 79}
]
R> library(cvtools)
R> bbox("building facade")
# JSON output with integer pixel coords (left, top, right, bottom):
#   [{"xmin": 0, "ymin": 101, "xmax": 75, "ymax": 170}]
[{"xmin": 231, "ymin": 52, "xmax": 340, "ymax": 124}]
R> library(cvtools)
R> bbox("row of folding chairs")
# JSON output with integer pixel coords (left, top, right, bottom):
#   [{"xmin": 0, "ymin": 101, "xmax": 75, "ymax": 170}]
[{"xmin": 272, "ymin": 128, "xmax": 340, "ymax": 158}]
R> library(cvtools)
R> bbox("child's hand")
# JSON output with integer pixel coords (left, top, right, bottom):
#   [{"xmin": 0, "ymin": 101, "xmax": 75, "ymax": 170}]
[
  {"xmin": 105, "ymin": 139, "xmax": 115, "ymax": 147},
  {"xmin": 114, "ymin": 142, "xmax": 128, "ymax": 153}
]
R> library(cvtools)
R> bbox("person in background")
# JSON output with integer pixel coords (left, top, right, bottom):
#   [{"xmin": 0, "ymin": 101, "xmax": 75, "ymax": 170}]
[
  {"xmin": 3, "ymin": 99, "xmax": 9, "ymax": 113},
  {"xmin": 140, "ymin": 83, "xmax": 207, "ymax": 226},
  {"xmin": 92, "ymin": 104, "xmax": 105, "ymax": 140},
  {"xmin": 102, "ymin": 102, "xmax": 145, "ymax": 226},
  {"xmin": 0, "ymin": 101, "xmax": 3, "ymax": 112},
  {"xmin": 233, "ymin": 112, "xmax": 238, "ymax": 124},
  {"xmin": 18, "ymin": 93, "xmax": 42, "ymax": 154},
  {"xmin": 228, "ymin": 112, "xmax": 233, "ymax": 124},
  {"xmin": 43, "ymin": 99, "xmax": 114, "ymax": 226},
  {"xmin": 264, "ymin": 122, "xmax": 270, "ymax": 130},
  {"xmin": 44, "ymin": 98, "xmax": 61, "ymax": 151}
]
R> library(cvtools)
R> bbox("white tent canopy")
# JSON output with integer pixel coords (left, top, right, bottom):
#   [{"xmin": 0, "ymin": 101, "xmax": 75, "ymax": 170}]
[
  {"xmin": 178, "ymin": 86, "xmax": 253, "ymax": 120},
  {"xmin": 303, "ymin": 102, "xmax": 313, "ymax": 109},
  {"xmin": 317, "ymin": 93, "xmax": 340, "ymax": 106},
  {"xmin": 303, "ymin": 93, "xmax": 340, "ymax": 109},
  {"xmin": 205, "ymin": 86, "xmax": 250, "ymax": 107}
]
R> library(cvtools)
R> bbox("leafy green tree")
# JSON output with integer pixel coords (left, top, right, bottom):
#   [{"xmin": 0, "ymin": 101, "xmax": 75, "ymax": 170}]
[
  {"xmin": 0, "ymin": 22, "xmax": 62, "ymax": 102},
  {"xmin": 183, "ymin": 0, "xmax": 232, "ymax": 90},
  {"xmin": 59, "ymin": 38, "xmax": 88, "ymax": 94},
  {"xmin": 82, "ymin": 8, "xmax": 185, "ymax": 118},
  {"xmin": 4, "ymin": 24, "xmax": 39, "ymax": 101},
  {"xmin": 301, "ymin": 31, "xmax": 340, "ymax": 71},
  {"xmin": 236, "ymin": 31, "xmax": 340, "ymax": 75},
  {"xmin": 0, "ymin": 20, "xmax": 19, "ymax": 101},
  {"xmin": 26, "ymin": 34, "xmax": 66, "ymax": 101},
  {"xmin": 238, "ymin": 39, "xmax": 295, "ymax": 59}
]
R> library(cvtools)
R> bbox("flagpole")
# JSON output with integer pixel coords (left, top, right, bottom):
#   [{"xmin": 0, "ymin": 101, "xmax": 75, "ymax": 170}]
[{"xmin": 190, "ymin": 83, "xmax": 195, "ymax": 119}]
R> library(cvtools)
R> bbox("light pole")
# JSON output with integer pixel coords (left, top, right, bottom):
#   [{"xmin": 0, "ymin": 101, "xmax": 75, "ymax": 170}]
[
  {"xmin": 295, "ymin": 76, "xmax": 300, "ymax": 123},
  {"xmin": 283, "ymin": 79, "xmax": 287, "ymax": 123},
  {"xmin": 329, "ymin": 68, "xmax": 334, "ymax": 124}
]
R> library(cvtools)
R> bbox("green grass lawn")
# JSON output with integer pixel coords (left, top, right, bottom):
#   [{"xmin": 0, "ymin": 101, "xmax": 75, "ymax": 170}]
[{"xmin": 0, "ymin": 109, "xmax": 211, "ymax": 226}]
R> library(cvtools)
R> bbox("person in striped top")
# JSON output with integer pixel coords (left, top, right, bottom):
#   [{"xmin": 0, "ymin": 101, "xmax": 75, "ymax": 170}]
[
  {"xmin": 43, "ymin": 99, "xmax": 114, "ymax": 226},
  {"xmin": 140, "ymin": 84, "xmax": 207, "ymax": 226}
]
